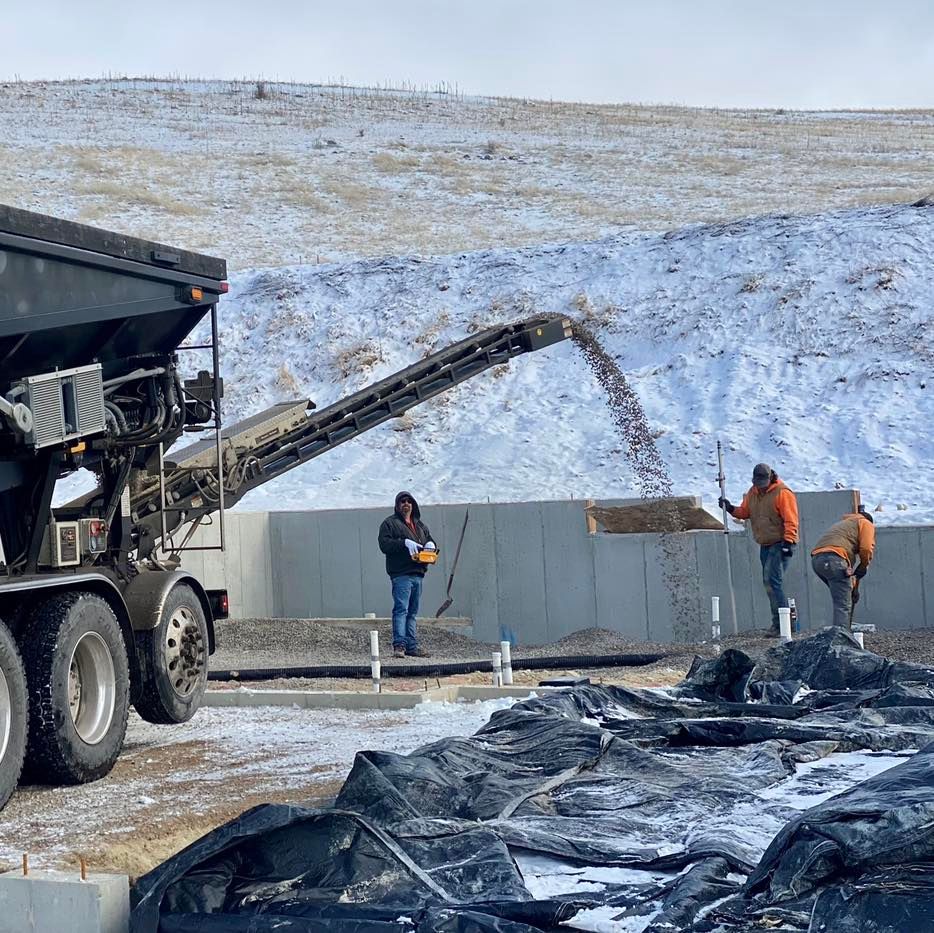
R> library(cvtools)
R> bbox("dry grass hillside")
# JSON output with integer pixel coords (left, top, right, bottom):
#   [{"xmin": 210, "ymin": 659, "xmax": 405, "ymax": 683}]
[{"xmin": 1, "ymin": 78, "xmax": 932, "ymax": 269}]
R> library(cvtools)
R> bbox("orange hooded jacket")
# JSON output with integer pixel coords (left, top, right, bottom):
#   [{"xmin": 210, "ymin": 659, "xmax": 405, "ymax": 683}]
[{"xmin": 732, "ymin": 478, "xmax": 799, "ymax": 546}]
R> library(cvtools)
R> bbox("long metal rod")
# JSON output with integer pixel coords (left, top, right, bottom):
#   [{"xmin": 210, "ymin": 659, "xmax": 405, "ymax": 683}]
[
  {"xmin": 717, "ymin": 440, "xmax": 739, "ymax": 635},
  {"xmin": 210, "ymin": 303, "xmax": 226, "ymax": 552},
  {"xmin": 158, "ymin": 441, "xmax": 168, "ymax": 547}
]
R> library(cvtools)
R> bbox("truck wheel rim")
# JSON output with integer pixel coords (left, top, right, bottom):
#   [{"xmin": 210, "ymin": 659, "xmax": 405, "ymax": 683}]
[
  {"xmin": 68, "ymin": 632, "xmax": 116, "ymax": 745},
  {"xmin": 0, "ymin": 667, "xmax": 11, "ymax": 764},
  {"xmin": 165, "ymin": 607, "xmax": 205, "ymax": 698}
]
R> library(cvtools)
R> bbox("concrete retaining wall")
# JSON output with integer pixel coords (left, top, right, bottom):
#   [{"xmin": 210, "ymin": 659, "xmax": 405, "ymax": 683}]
[{"xmin": 180, "ymin": 491, "xmax": 933, "ymax": 643}]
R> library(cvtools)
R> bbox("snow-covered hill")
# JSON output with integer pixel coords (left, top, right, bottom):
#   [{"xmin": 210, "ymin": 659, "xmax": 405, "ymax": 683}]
[{"xmin": 205, "ymin": 200, "xmax": 934, "ymax": 523}]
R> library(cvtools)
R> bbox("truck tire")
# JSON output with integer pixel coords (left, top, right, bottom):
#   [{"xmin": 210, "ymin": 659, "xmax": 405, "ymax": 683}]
[
  {"xmin": 134, "ymin": 584, "xmax": 208, "ymax": 724},
  {"xmin": 0, "ymin": 621, "xmax": 28, "ymax": 809},
  {"xmin": 23, "ymin": 592, "xmax": 129, "ymax": 785}
]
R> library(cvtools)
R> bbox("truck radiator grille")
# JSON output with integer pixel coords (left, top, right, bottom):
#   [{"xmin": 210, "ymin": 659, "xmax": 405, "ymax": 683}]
[
  {"xmin": 74, "ymin": 367, "xmax": 106, "ymax": 435},
  {"xmin": 28, "ymin": 380, "xmax": 67, "ymax": 447},
  {"xmin": 18, "ymin": 363, "xmax": 106, "ymax": 449}
]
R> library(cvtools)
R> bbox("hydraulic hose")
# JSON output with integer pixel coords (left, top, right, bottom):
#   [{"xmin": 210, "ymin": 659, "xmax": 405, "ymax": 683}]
[{"xmin": 207, "ymin": 652, "xmax": 666, "ymax": 682}]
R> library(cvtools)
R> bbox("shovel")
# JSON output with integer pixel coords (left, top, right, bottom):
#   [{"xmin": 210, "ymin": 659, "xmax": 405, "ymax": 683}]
[{"xmin": 436, "ymin": 510, "xmax": 469, "ymax": 618}]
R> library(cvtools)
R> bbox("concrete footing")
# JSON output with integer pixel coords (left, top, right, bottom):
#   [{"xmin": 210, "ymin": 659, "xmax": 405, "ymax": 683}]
[
  {"xmin": 0, "ymin": 869, "xmax": 129, "ymax": 933},
  {"xmin": 204, "ymin": 685, "xmax": 548, "ymax": 710}
]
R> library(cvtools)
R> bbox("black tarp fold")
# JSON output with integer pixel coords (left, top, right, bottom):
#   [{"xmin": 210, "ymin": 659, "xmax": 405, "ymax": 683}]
[{"xmin": 132, "ymin": 628, "xmax": 934, "ymax": 932}]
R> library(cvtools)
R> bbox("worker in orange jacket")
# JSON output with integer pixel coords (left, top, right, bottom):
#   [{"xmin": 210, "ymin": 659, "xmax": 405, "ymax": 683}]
[
  {"xmin": 810, "ymin": 507, "xmax": 875, "ymax": 629},
  {"xmin": 719, "ymin": 463, "xmax": 799, "ymax": 634}
]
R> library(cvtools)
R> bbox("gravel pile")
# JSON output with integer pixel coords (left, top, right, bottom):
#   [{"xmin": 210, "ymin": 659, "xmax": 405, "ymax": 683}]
[
  {"xmin": 213, "ymin": 618, "xmax": 934, "ymax": 677},
  {"xmin": 214, "ymin": 618, "xmax": 496, "ymax": 670},
  {"xmin": 855, "ymin": 628, "xmax": 934, "ymax": 666}
]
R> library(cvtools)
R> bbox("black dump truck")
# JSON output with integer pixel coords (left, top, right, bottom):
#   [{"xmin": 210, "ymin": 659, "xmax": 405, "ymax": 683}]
[{"xmin": 0, "ymin": 205, "xmax": 571, "ymax": 808}]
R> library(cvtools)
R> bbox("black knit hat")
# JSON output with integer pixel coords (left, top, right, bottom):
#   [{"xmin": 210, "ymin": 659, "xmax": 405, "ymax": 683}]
[{"xmin": 858, "ymin": 505, "xmax": 874, "ymax": 524}]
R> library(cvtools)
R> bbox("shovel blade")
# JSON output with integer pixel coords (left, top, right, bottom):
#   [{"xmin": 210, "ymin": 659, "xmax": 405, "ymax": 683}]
[{"xmin": 435, "ymin": 597, "xmax": 453, "ymax": 618}]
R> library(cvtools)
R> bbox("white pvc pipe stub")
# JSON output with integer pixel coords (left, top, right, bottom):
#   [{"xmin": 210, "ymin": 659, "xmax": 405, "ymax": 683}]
[
  {"xmin": 500, "ymin": 641, "xmax": 513, "ymax": 685},
  {"xmin": 492, "ymin": 651, "xmax": 502, "ymax": 687},
  {"xmin": 370, "ymin": 630, "xmax": 381, "ymax": 693},
  {"xmin": 853, "ymin": 631, "xmax": 865, "ymax": 649},
  {"xmin": 778, "ymin": 607, "xmax": 792, "ymax": 643},
  {"xmin": 710, "ymin": 596, "xmax": 721, "ymax": 652}
]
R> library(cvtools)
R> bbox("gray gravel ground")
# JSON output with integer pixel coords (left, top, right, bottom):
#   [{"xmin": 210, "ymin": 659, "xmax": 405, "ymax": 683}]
[
  {"xmin": 211, "ymin": 618, "xmax": 934, "ymax": 675},
  {"xmin": 212, "ymin": 618, "xmax": 672, "ymax": 671}
]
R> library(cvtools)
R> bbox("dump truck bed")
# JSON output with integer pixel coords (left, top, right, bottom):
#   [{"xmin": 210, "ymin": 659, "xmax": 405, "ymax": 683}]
[
  {"xmin": 0, "ymin": 205, "xmax": 227, "ymax": 383},
  {"xmin": 0, "ymin": 204, "xmax": 225, "ymax": 279}
]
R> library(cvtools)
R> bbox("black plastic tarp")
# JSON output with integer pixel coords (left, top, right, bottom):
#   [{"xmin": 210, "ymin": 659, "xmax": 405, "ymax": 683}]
[{"xmin": 131, "ymin": 628, "xmax": 934, "ymax": 932}]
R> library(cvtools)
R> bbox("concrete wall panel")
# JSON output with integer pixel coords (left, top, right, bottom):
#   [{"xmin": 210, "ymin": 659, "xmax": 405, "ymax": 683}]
[
  {"xmin": 642, "ymin": 534, "xmax": 676, "ymax": 643},
  {"xmin": 180, "ymin": 491, "xmax": 932, "ymax": 644},
  {"xmin": 199, "ymin": 524, "xmax": 228, "ymax": 591},
  {"xmin": 270, "ymin": 512, "xmax": 321, "ymax": 618},
  {"xmin": 234, "ymin": 513, "xmax": 272, "ymax": 618},
  {"xmin": 726, "ymin": 534, "xmax": 756, "ymax": 632},
  {"xmin": 359, "ymin": 508, "xmax": 389, "ymax": 617},
  {"xmin": 695, "ymin": 533, "xmax": 733, "ymax": 636},
  {"xmin": 593, "ymin": 535, "xmax": 649, "ymax": 640},
  {"xmin": 220, "ymin": 513, "xmax": 243, "ymax": 616},
  {"xmin": 455, "ymin": 504, "xmax": 499, "ymax": 642},
  {"xmin": 493, "ymin": 502, "xmax": 547, "ymax": 645},
  {"xmin": 920, "ymin": 528, "xmax": 934, "ymax": 629},
  {"xmin": 860, "ymin": 527, "xmax": 925, "ymax": 630},
  {"xmin": 316, "ymin": 510, "xmax": 364, "ymax": 616},
  {"xmin": 542, "ymin": 501, "xmax": 596, "ymax": 641}
]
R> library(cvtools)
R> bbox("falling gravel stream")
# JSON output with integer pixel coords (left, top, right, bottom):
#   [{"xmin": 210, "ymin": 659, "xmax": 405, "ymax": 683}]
[{"xmin": 570, "ymin": 321, "xmax": 701, "ymax": 640}]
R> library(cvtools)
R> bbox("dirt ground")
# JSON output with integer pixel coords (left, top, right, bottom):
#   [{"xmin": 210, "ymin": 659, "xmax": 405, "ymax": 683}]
[
  {"xmin": 0, "ymin": 720, "xmax": 340, "ymax": 880},
  {"xmin": 0, "ymin": 699, "xmax": 518, "ymax": 880}
]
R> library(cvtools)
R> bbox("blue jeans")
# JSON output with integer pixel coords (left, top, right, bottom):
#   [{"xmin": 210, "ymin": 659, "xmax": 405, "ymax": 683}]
[
  {"xmin": 391, "ymin": 573, "xmax": 422, "ymax": 651},
  {"xmin": 760, "ymin": 543, "xmax": 791, "ymax": 628}
]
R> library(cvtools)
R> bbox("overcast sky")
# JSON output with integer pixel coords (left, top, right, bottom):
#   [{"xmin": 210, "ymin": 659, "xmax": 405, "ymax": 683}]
[{"xmin": 4, "ymin": 1, "xmax": 933, "ymax": 109}]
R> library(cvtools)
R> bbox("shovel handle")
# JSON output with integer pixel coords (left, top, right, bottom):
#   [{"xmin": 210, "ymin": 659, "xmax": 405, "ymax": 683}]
[
  {"xmin": 445, "ymin": 511, "xmax": 470, "ymax": 594},
  {"xmin": 436, "ymin": 511, "xmax": 469, "ymax": 617}
]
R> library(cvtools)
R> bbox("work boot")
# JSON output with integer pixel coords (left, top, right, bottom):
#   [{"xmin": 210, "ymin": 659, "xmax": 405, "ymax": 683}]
[
  {"xmin": 769, "ymin": 622, "xmax": 780, "ymax": 637},
  {"xmin": 408, "ymin": 646, "xmax": 430, "ymax": 658},
  {"xmin": 393, "ymin": 646, "xmax": 406, "ymax": 659}
]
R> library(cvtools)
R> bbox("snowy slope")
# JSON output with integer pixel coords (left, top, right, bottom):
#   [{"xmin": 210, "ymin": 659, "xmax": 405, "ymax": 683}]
[{"xmin": 194, "ymin": 200, "xmax": 934, "ymax": 522}]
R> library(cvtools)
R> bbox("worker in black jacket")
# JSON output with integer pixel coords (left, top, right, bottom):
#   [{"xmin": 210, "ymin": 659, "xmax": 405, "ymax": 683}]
[{"xmin": 378, "ymin": 491, "xmax": 436, "ymax": 658}]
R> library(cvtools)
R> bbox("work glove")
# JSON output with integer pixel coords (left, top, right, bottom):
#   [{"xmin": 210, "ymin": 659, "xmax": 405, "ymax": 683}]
[
  {"xmin": 781, "ymin": 541, "xmax": 795, "ymax": 558},
  {"xmin": 718, "ymin": 497, "xmax": 735, "ymax": 515},
  {"xmin": 424, "ymin": 540, "xmax": 437, "ymax": 551},
  {"xmin": 854, "ymin": 565, "xmax": 867, "ymax": 580},
  {"xmin": 404, "ymin": 539, "xmax": 420, "ymax": 557}
]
